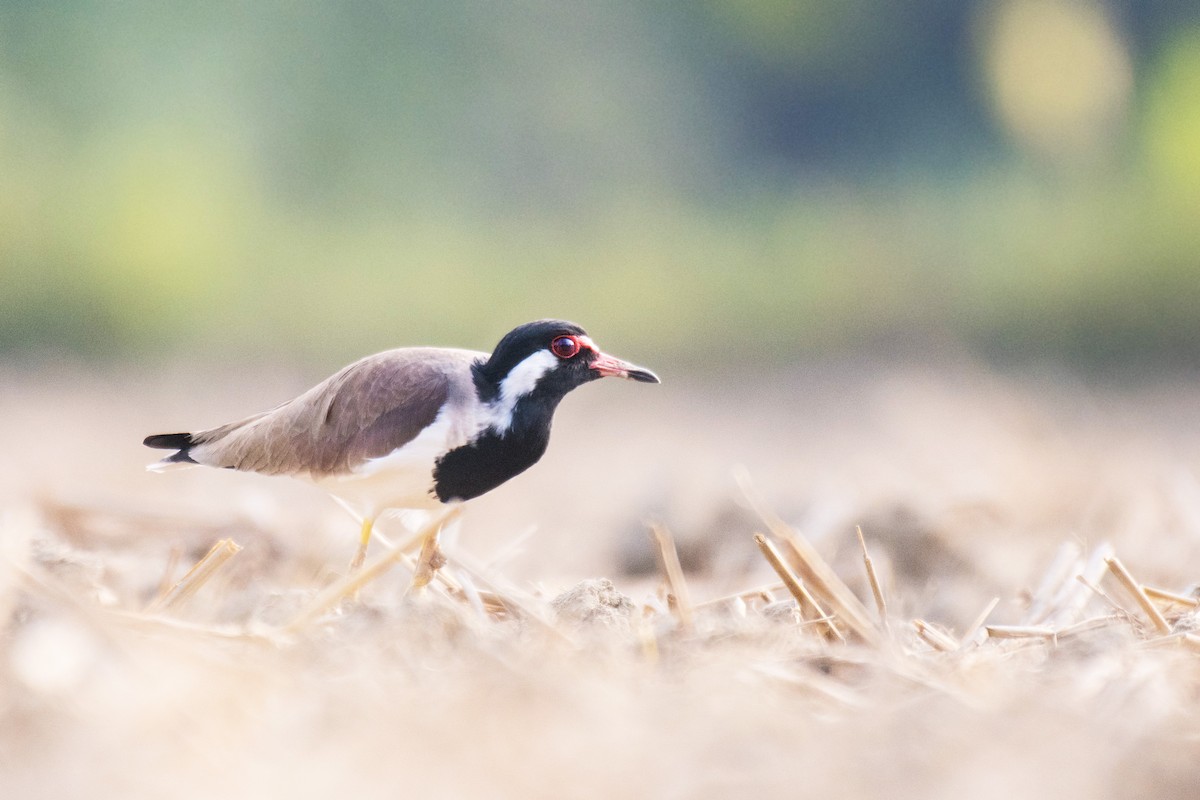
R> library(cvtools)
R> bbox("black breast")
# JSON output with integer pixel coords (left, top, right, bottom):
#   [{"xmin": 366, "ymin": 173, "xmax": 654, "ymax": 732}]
[
  {"xmin": 435, "ymin": 367, "xmax": 573, "ymax": 503},
  {"xmin": 432, "ymin": 426, "xmax": 550, "ymax": 502}
]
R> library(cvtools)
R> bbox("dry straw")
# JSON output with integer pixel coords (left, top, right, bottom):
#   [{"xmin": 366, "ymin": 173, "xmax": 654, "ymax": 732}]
[
  {"xmin": 738, "ymin": 470, "xmax": 882, "ymax": 646},
  {"xmin": 753, "ymin": 533, "xmax": 843, "ymax": 642},
  {"xmin": 650, "ymin": 523, "xmax": 694, "ymax": 632},
  {"xmin": 23, "ymin": 484, "xmax": 1200, "ymax": 738},
  {"xmin": 1105, "ymin": 555, "xmax": 1171, "ymax": 635},
  {"xmin": 146, "ymin": 538, "xmax": 242, "ymax": 614}
]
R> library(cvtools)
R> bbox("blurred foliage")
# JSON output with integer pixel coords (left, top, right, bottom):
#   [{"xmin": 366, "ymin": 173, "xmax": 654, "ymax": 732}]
[{"xmin": 0, "ymin": 1, "xmax": 1198, "ymax": 367}]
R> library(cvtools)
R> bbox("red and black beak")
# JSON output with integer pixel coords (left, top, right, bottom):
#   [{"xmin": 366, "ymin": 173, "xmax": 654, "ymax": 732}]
[{"xmin": 589, "ymin": 351, "xmax": 660, "ymax": 383}]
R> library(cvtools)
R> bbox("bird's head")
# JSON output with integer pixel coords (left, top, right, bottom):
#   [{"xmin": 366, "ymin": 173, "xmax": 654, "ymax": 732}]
[{"xmin": 475, "ymin": 319, "xmax": 659, "ymax": 402}]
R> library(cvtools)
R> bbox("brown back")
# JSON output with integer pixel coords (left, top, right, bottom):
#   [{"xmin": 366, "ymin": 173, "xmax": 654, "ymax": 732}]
[{"xmin": 191, "ymin": 348, "xmax": 481, "ymax": 476}]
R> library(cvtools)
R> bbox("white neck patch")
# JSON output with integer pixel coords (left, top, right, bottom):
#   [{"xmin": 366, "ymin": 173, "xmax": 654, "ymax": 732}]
[{"xmin": 486, "ymin": 349, "xmax": 558, "ymax": 432}]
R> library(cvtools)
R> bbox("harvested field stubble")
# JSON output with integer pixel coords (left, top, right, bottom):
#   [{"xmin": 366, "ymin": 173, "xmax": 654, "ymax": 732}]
[{"xmin": 4, "ymin": 363, "xmax": 1200, "ymax": 798}]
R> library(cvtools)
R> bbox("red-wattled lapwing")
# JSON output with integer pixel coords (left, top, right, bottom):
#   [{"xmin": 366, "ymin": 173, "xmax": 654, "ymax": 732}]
[{"xmin": 144, "ymin": 320, "xmax": 659, "ymax": 576}]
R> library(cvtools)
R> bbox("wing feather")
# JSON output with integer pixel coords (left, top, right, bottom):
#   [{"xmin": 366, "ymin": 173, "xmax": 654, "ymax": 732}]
[{"xmin": 189, "ymin": 348, "xmax": 481, "ymax": 476}]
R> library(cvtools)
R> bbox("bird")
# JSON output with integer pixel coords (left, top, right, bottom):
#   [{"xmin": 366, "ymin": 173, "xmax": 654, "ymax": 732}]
[{"xmin": 144, "ymin": 319, "xmax": 660, "ymax": 573}]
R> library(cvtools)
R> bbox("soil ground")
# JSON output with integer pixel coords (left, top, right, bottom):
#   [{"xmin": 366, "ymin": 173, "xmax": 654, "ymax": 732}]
[{"xmin": 4, "ymin": 359, "xmax": 1200, "ymax": 799}]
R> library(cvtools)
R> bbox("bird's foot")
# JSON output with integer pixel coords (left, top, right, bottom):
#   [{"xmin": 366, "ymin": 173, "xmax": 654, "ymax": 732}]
[
  {"xmin": 407, "ymin": 528, "xmax": 444, "ymax": 595},
  {"xmin": 347, "ymin": 517, "xmax": 375, "ymax": 573}
]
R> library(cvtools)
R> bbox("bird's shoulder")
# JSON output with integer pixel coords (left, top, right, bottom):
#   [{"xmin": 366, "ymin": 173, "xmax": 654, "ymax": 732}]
[
  {"xmin": 305, "ymin": 347, "xmax": 482, "ymax": 469},
  {"xmin": 317, "ymin": 347, "xmax": 483, "ymax": 418}
]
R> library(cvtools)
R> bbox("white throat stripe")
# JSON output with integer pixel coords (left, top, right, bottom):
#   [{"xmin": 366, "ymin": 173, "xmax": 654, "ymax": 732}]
[{"xmin": 488, "ymin": 349, "xmax": 558, "ymax": 431}]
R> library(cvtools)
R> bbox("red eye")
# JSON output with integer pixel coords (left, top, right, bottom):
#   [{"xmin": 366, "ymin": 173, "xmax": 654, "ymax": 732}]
[{"xmin": 551, "ymin": 336, "xmax": 581, "ymax": 359}]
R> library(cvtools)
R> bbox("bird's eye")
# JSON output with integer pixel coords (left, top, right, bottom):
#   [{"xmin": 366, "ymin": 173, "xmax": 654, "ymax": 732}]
[{"xmin": 550, "ymin": 336, "xmax": 581, "ymax": 359}]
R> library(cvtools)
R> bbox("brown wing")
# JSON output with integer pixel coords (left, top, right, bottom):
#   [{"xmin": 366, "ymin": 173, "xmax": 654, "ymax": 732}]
[{"xmin": 190, "ymin": 348, "xmax": 481, "ymax": 476}]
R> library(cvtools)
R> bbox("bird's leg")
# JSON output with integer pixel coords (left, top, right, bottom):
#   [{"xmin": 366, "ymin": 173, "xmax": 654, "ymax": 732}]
[
  {"xmin": 349, "ymin": 516, "xmax": 375, "ymax": 572},
  {"xmin": 408, "ymin": 523, "xmax": 446, "ymax": 595}
]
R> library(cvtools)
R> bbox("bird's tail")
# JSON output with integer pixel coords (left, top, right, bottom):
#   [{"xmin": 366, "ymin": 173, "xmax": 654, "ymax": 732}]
[{"xmin": 144, "ymin": 432, "xmax": 199, "ymax": 472}]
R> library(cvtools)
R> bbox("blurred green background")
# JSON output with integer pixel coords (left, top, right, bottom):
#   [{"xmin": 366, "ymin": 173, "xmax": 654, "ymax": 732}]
[{"xmin": 2, "ymin": 1, "xmax": 1198, "ymax": 367}]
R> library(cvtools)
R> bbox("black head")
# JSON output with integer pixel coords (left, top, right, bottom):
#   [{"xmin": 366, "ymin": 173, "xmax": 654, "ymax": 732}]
[
  {"xmin": 437, "ymin": 320, "xmax": 659, "ymax": 502},
  {"xmin": 474, "ymin": 319, "xmax": 659, "ymax": 402}
]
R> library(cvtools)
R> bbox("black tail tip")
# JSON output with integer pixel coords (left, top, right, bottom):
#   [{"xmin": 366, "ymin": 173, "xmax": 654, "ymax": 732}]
[{"xmin": 144, "ymin": 432, "xmax": 193, "ymax": 450}]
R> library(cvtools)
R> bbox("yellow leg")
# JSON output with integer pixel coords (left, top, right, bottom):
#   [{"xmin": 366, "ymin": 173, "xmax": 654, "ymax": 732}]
[{"xmin": 349, "ymin": 516, "xmax": 374, "ymax": 572}]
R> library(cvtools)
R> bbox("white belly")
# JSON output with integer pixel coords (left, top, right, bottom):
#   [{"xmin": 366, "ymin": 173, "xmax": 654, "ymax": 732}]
[{"xmin": 309, "ymin": 407, "xmax": 478, "ymax": 519}]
